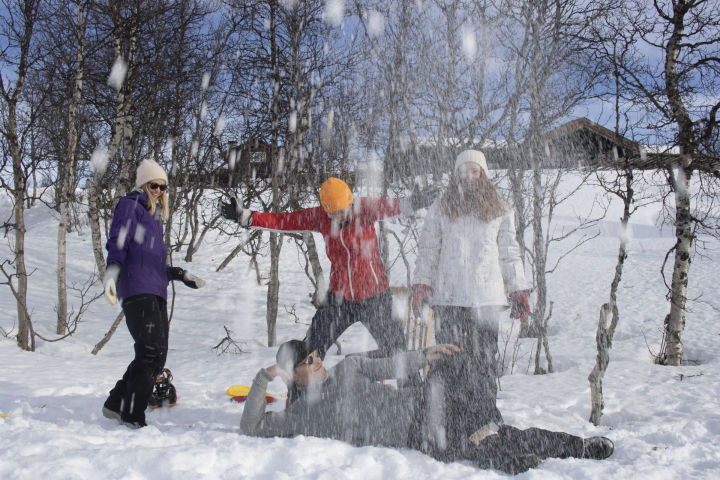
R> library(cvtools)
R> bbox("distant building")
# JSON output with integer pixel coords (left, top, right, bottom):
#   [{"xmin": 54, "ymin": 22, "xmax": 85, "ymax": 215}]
[
  {"xmin": 389, "ymin": 118, "xmax": 715, "ymax": 175},
  {"xmin": 222, "ymin": 139, "xmax": 272, "ymax": 186}
]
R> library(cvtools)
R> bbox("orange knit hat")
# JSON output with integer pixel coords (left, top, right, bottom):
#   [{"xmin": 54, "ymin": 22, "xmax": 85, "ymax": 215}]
[{"xmin": 319, "ymin": 177, "xmax": 353, "ymax": 212}]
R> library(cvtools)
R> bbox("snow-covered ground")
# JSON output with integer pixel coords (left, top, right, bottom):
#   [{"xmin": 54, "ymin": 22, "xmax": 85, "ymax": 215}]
[{"xmin": 1, "ymin": 177, "xmax": 720, "ymax": 479}]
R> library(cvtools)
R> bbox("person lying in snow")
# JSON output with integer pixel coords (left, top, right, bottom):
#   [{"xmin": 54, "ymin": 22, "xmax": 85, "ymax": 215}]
[
  {"xmin": 240, "ymin": 340, "xmax": 614, "ymax": 474},
  {"xmin": 220, "ymin": 177, "xmax": 435, "ymax": 360}
]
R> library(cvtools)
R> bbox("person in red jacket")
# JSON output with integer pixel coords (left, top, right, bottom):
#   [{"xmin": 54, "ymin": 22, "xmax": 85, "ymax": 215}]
[{"xmin": 221, "ymin": 177, "xmax": 434, "ymax": 358}]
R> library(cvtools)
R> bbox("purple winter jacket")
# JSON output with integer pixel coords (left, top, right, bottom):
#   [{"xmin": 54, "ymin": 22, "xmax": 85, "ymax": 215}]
[{"xmin": 106, "ymin": 190, "xmax": 172, "ymax": 301}]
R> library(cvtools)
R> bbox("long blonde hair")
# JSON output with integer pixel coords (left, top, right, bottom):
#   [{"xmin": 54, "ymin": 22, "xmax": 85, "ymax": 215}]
[
  {"xmin": 440, "ymin": 173, "xmax": 508, "ymax": 223},
  {"xmin": 142, "ymin": 183, "xmax": 169, "ymax": 221}
]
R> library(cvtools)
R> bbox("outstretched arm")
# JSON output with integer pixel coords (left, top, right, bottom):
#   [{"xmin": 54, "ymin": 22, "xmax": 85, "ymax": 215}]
[
  {"xmin": 353, "ymin": 197, "xmax": 403, "ymax": 222},
  {"xmin": 339, "ymin": 345, "xmax": 459, "ymax": 382},
  {"xmin": 250, "ymin": 207, "xmax": 326, "ymax": 233},
  {"xmin": 353, "ymin": 187, "xmax": 438, "ymax": 222},
  {"xmin": 240, "ymin": 367, "xmax": 295, "ymax": 437},
  {"xmin": 221, "ymin": 196, "xmax": 326, "ymax": 233}
]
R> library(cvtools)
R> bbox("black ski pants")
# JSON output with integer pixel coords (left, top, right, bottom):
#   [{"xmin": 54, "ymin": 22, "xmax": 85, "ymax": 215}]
[
  {"xmin": 106, "ymin": 294, "xmax": 169, "ymax": 424},
  {"xmin": 465, "ymin": 424, "xmax": 584, "ymax": 462},
  {"xmin": 406, "ymin": 388, "xmax": 585, "ymax": 471},
  {"xmin": 305, "ymin": 290, "xmax": 406, "ymax": 359},
  {"xmin": 424, "ymin": 305, "xmax": 504, "ymax": 456}
]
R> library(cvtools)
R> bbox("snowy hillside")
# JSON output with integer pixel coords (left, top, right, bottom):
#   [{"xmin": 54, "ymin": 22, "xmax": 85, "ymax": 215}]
[{"xmin": 1, "ymin": 177, "xmax": 720, "ymax": 479}]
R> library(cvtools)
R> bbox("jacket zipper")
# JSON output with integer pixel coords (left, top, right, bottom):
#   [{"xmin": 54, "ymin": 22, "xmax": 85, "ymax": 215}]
[
  {"xmin": 339, "ymin": 225, "xmax": 354, "ymax": 300},
  {"xmin": 368, "ymin": 260, "xmax": 379, "ymax": 286}
]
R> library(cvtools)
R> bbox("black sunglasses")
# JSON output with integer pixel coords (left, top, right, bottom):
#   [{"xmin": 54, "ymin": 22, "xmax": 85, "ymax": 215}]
[
  {"xmin": 296, "ymin": 351, "xmax": 317, "ymax": 367},
  {"xmin": 148, "ymin": 182, "xmax": 167, "ymax": 191}
]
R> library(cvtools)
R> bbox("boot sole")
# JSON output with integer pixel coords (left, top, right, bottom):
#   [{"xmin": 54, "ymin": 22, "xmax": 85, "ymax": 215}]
[{"xmin": 102, "ymin": 406, "xmax": 121, "ymax": 421}]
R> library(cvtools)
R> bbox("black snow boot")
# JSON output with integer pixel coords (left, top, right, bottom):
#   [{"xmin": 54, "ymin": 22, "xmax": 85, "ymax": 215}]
[
  {"xmin": 148, "ymin": 368, "xmax": 177, "ymax": 409},
  {"xmin": 582, "ymin": 436, "xmax": 614, "ymax": 460},
  {"xmin": 102, "ymin": 380, "xmax": 126, "ymax": 421}
]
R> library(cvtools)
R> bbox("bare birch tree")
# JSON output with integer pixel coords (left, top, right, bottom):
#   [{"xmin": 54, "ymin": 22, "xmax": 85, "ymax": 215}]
[
  {"xmin": 55, "ymin": 0, "xmax": 87, "ymax": 334},
  {"xmin": 0, "ymin": 0, "xmax": 42, "ymax": 350},
  {"xmin": 588, "ymin": 0, "xmax": 720, "ymax": 366},
  {"xmin": 496, "ymin": 0, "xmax": 607, "ymax": 372}
]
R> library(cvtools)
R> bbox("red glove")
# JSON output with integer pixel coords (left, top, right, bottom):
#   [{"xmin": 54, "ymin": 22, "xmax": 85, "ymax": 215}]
[
  {"xmin": 411, "ymin": 284, "xmax": 433, "ymax": 318},
  {"xmin": 508, "ymin": 290, "xmax": 530, "ymax": 322}
]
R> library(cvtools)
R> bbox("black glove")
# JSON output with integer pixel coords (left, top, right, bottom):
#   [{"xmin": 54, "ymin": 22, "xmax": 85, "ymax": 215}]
[
  {"xmin": 169, "ymin": 266, "xmax": 185, "ymax": 281},
  {"xmin": 169, "ymin": 266, "xmax": 206, "ymax": 289},
  {"xmin": 220, "ymin": 196, "xmax": 240, "ymax": 221},
  {"xmin": 409, "ymin": 184, "xmax": 439, "ymax": 211},
  {"xmin": 220, "ymin": 196, "xmax": 252, "ymax": 227}
]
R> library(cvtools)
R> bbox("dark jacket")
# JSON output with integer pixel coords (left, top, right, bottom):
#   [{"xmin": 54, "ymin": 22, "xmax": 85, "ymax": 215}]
[
  {"xmin": 240, "ymin": 350, "xmax": 428, "ymax": 448},
  {"xmin": 106, "ymin": 190, "xmax": 171, "ymax": 301}
]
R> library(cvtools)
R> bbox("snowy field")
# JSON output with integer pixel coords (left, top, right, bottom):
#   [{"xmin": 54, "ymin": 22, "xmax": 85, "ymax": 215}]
[{"xmin": 2, "ymin": 176, "xmax": 720, "ymax": 479}]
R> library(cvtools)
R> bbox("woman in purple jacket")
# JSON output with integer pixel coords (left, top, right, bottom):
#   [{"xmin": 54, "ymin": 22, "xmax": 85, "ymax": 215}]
[{"xmin": 101, "ymin": 158, "xmax": 205, "ymax": 428}]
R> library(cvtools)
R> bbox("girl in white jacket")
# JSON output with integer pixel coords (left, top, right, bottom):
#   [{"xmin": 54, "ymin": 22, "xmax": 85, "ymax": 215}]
[{"xmin": 412, "ymin": 149, "xmax": 530, "ymax": 459}]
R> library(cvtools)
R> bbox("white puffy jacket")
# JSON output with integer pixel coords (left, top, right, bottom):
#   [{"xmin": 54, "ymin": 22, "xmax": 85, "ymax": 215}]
[{"xmin": 413, "ymin": 199, "xmax": 529, "ymax": 308}]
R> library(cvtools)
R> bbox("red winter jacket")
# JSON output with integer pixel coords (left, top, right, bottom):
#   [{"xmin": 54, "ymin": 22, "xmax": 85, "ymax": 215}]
[{"xmin": 251, "ymin": 198, "xmax": 402, "ymax": 301}]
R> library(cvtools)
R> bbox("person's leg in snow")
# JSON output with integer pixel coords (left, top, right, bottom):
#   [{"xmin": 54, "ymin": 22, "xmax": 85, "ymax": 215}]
[
  {"xmin": 304, "ymin": 293, "xmax": 352, "ymax": 359},
  {"xmin": 354, "ymin": 290, "xmax": 406, "ymax": 355},
  {"xmin": 306, "ymin": 290, "xmax": 406, "ymax": 359},
  {"xmin": 425, "ymin": 306, "xmax": 503, "ymax": 458},
  {"xmin": 464, "ymin": 425, "xmax": 614, "ymax": 472},
  {"xmin": 409, "ymin": 377, "xmax": 614, "ymax": 473},
  {"xmin": 103, "ymin": 294, "xmax": 168, "ymax": 428}
]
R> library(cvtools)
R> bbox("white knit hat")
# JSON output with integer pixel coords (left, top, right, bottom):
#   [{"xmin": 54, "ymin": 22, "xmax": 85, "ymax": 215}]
[
  {"xmin": 454, "ymin": 150, "xmax": 488, "ymax": 175},
  {"xmin": 135, "ymin": 158, "xmax": 168, "ymax": 188}
]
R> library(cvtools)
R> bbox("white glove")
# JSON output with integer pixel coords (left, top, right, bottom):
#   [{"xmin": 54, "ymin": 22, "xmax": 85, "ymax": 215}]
[
  {"xmin": 104, "ymin": 277, "xmax": 117, "ymax": 305},
  {"xmin": 182, "ymin": 271, "xmax": 206, "ymax": 289},
  {"xmin": 239, "ymin": 208, "xmax": 252, "ymax": 228},
  {"xmin": 103, "ymin": 264, "xmax": 120, "ymax": 305}
]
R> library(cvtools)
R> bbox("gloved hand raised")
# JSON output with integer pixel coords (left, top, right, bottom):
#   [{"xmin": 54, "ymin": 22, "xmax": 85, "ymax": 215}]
[
  {"xmin": 169, "ymin": 266, "xmax": 206, "ymax": 289},
  {"xmin": 220, "ymin": 196, "xmax": 253, "ymax": 227},
  {"xmin": 508, "ymin": 290, "xmax": 530, "ymax": 322},
  {"xmin": 103, "ymin": 263, "xmax": 121, "ymax": 305},
  {"xmin": 411, "ymin": 283, "xmax": 433, "ymax": 318}
]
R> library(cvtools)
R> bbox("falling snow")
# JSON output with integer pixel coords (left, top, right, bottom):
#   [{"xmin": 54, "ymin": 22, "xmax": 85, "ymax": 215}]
[{"xmin": 107, "ymin": 57, "xmax": 128, "ymax": 92}]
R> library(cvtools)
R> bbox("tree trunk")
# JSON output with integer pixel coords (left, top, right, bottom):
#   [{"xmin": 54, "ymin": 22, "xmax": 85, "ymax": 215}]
[
  {"xmin": 185, "ymin": 212, "xmax": 219, "ymax": 263},
  {"xmin": 265, "ymin": 0, "xmax": 280, "ymax": 347},
  {"xmin": 88, "ymin": 0, "xmax": 138, "ymax": 277},
  {"xmin": 7, "ymin": 93, "xmax": 30, "ymax": 348},
  {"xmin": 662, "ymin": 4, "xmax": 694, "ymax": 367},
  {"xmin": 56, "ymin": 209, "xmax": 69, "ymax": 334},
  {"xmin": 2, "ymin": 1, "xmax": 36, "ymax": 350},
  {"xmin": 91, "ymin": 311, "xmax": 124, "ymax": 355},
  {"xmin": 303, "ymin": 232, "xmax": 325, "ymax": 307},
  {"xmin": 589, "ymin": 168, "xmax": 632, "ymax": 424},
  {"xmin": 267, "ymin": 232, "xmax": 282, "ymax": 347},
  {"xmin": 108, "ymin": 0, "xmax": 139, "ymax": 199},
  {"xmin": 12, "ymin": 148, "xmax": 29, "ymax": 350},
  {"xmin": 88, "ymin": 176, "xmax": 107, "ymax": 277},
  {"xmin": 589, "ymin": 303, "xmax": 612, "ymax": 425},
  {"xmin": 508, "ymin": 166, "xmax": 528, "ymax": 258},
  {"xmin": 531, "ymin": 153, "xmax": 551, "ymax": 374},
  {"xmin": 57, "ymin": 1, "xmax": 86, "ymax": 334},
  {"xmin": 665, "ymin": 165, "xmax": 692, "ymax": 365}
]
